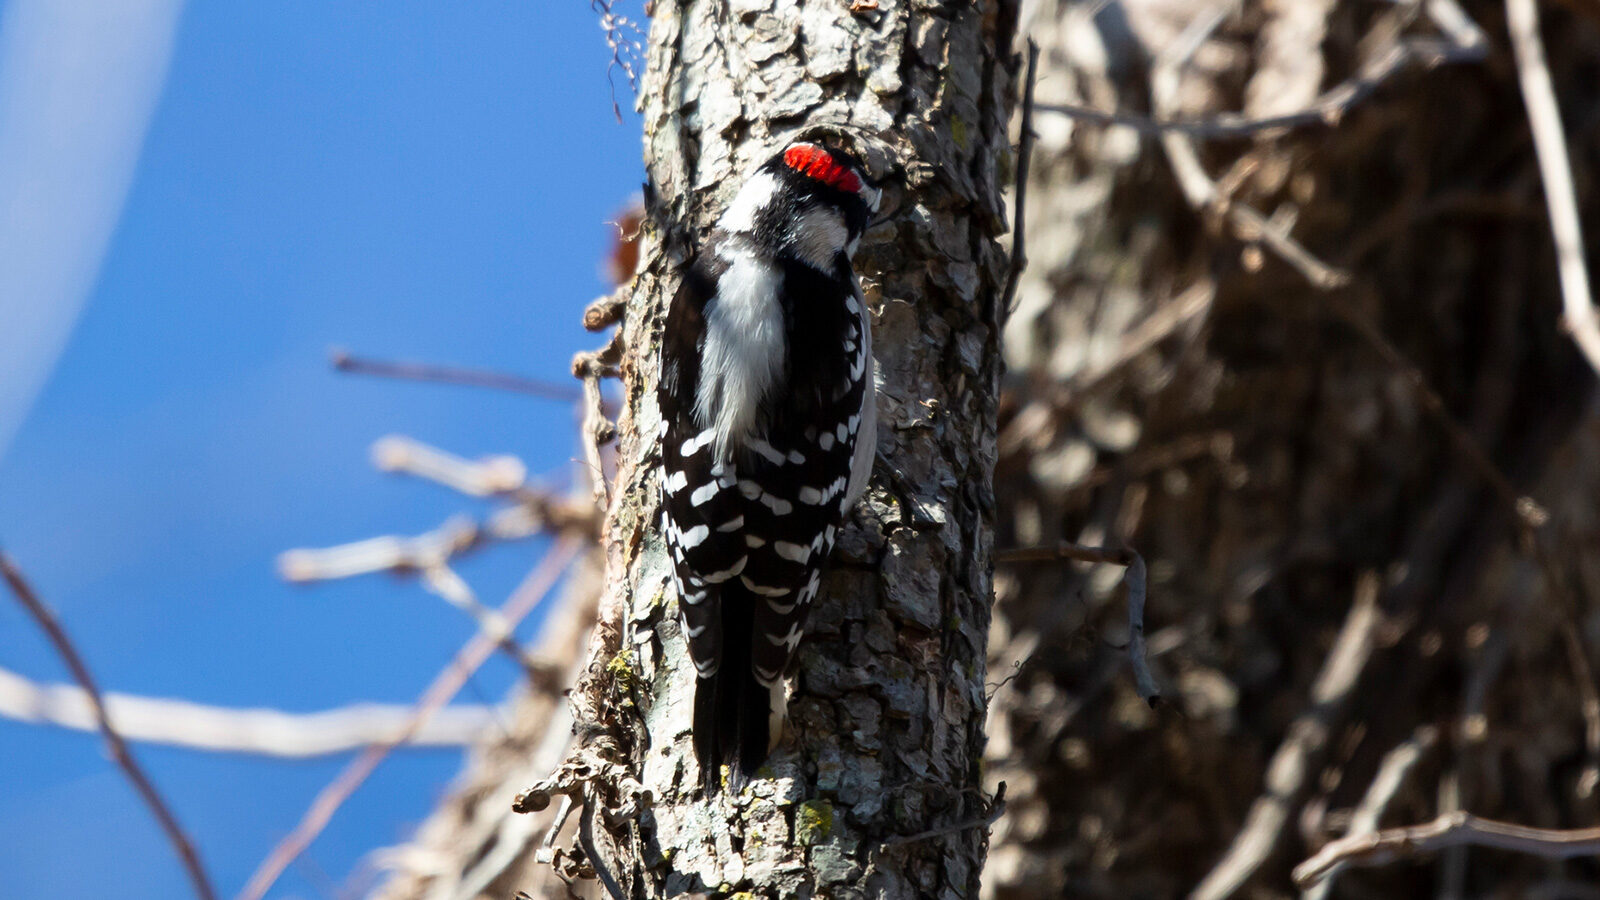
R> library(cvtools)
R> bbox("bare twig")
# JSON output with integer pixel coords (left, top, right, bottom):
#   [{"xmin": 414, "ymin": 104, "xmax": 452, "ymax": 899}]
[
  {"xmin": 331, "ymin": 349, "xmax": 581, "ymax": 401},
  {"xmin": 1190, "ymin": 573, "xmax": 1383, "ymax": 900},
  {"xmin": 1504, "ymin": 0, "xmax": 1600, "ymax": 378},
  {"xmin": 1294, "ymin": 811, "xmax": 1600, "ymax": 888},
  {"xmin": 882, "ymin": 782, "xmax": 1008, "ymax": 847},
  {"xmin": 585, "ymin": 292, "xmax": 628, "ymax": 332},
  {"xmin": 1327, "ymin": 294, "xmax": 1549, "ymax": 536},
  {"xmin": 994, "ymin": 542, "xmax": 1159, "ymax": 703},
  {"xmin": 1039, "ymin": 23, "xmax": 1485, "ymax": 140},
  {"xmin": 1, "ymin": 551, "xmax": 218, "ymax": 900},
  {"xmin": 1149, "ymin": 10, "xmax": 1352, "ymax": 291},
  {"xmin": 367, "ymin": 435, "xmax": 602, "ymax": 535},
  {"xmin": 573, "ymin": 332, "xmax": 623, "ymax": 512},
  {"xmin": 370, "ymin": 435, "xmax": 527, "ymax": 497},
  {"xmin": 580, "ymin": 783, "xmax": 627, "ymax": 900},
  {"xmin": 0, "ymin": 663, "xmax": 494, "ymax": 757},
  {"xmin": 279, "ymin": 514, "xmax": 492, "ymax": 583},
  {"xmin": 1001, "ymin": 40, "xmax": 1038, "ymax": 315},
  {"xmin": 421, "ymin": 563, "xmax": 542, "ymax": 674},
  {"xmin": 236, "ymin": 537, "xmax": 582, "ymax": 900},
  {"xmin": 590, "ymin": 0, "xmax": 645, "ymax": 123},
  {"xmin": 1302, "ymin": 726, "xmax": 1439, "ymax": 900}
]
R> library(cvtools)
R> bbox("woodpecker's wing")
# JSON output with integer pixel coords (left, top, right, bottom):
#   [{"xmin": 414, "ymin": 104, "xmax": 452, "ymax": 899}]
[
  {"xmin": 739, "ymin": 258, "xmax": 872, "ymax": 687},
  {"xmin": 658, "ymin": 247, "xmax": 743, "ymax": 680}
]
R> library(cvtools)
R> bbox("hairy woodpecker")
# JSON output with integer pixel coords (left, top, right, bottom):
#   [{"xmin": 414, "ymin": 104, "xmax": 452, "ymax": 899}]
[{"xmin": 657, "ymin": 142, "xmax": 881, "ymax": 791}]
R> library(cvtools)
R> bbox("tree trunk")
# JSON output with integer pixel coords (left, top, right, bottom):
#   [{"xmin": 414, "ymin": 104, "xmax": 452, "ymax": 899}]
[
  {"xmin": 542, "ymin": 2, "xmax": 1019, "ymax": 898},
  {"xmin": 375, "ymin": 0, "xmax": 1020, "ymax": 895}
]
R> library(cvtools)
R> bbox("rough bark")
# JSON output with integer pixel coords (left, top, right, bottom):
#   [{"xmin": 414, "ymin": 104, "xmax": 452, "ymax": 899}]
[
  {"xmin": 374, "ymin": 1, "xmax": 1020, "ymax": 896},
  {"xmin": 577, "ymin": 2, "xmax": 1019, "ymax": 896}
]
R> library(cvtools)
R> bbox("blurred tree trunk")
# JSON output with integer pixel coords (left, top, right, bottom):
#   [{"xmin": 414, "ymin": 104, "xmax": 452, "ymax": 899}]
[
  {"xmin": 377, "ymin": 1, "xmax": 1019, "ymax": 898},
  {"xmin": 984, "ymin": 1, "xmax": 1600, "ymax": 898}
]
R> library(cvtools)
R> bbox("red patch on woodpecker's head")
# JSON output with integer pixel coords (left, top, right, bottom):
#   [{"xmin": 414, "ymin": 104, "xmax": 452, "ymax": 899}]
[{"xmin": 783, "ymin": 143, "xmax": 863, "ymax": 194}]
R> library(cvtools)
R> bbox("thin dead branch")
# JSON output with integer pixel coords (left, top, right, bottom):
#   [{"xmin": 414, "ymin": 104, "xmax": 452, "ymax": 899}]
[
  {"xmin": 1150, "ymin": 11, "xmax": 1352, "ymax": 290},
  {"xmin": 1001, "ymin": 40, "xmax": 1039, "ymax": 315},
  {"xmin": 420, "ymin": 563, "xmax": 543, "ymax": 674},
  {"xmin": 573, "ymin": 331, "xmax": 624, "ymax": 512},
  {"xmin": 236, "ymin": 537, "xmax": 582, "ymax": 900},
  {"xmin": 1039, "ymin": 18, "xmax": 1486, "ymax": 139},
  {"xmin": 1504, "ymin": 0, "xmax": 1600, "ymax": 379},
  {"xmin": 1301, "ymin": 726, "xmax": 1439, "ymax": 900},
  {"xmin": 331, "ymin": 349, "xmax": 581, "ymax": 402},
  {"xmin": 1294, "ymin": 811, "xmax": 1600, "ymax": 888},
  {"xmin": 371, "ymin": 435, "xmax": 528, "ymax": 497},
  {"xmin": 1, "ymin": 550, "xmax": 218, "ymax": 900},
  {"xmin": 590, "ymin": 0, "xmax": 645, "ymax": 123},
  {"xmin": 0, "ymin": 663, "xmax": 493, "ymax": 757},
  {"xmin": 881, "ymin": 783, "xmax": 1008, "ymax": 847},
  {"xmin": 1190, "ymin": 573, "xmax": 1383, "ymax": 900},
  {"xmin": 994, "ymin": 542, "xmax": 1159, "ymax": 703}
]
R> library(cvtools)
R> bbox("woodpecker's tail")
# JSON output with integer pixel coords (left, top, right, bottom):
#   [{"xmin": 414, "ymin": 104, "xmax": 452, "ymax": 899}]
[{"xmin": 692, "ymin": 599, "xmax": 775, "ymax": 794}]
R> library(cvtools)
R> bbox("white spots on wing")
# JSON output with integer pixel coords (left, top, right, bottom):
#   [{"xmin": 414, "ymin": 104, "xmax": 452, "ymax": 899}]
[
  {"xmin": 799, "ymin": 570, "xmax": 823, "ymax": 607},
  {"xmin": 696, "ymin": 252, "xmax": 785, "ymax": 462},
  {"xmin": 818, "ymin": 431, "xmax": 835, "ymax": 451},
  {"xmin": 747, "ymin": 439, "xmax": 786, "ymax": 466},
  {"xmin": 679, "ymin": 429, "xmax": 715, "ymax": 457},
  {"xmin": 695, "ymin": 657, "xmax": 719, "ymax": 677},
  {"xmin": 764, "ymin": 596, "xmax": 798, "ymax": 615},
  {"xmin": 690, "ymin": 481, "xmax": 720, "ymax": 507},
  {"xmin": 701, "ymin": 556, "xmax": 748, "ymax": 583},
  {"xmin": 716, "ymin": 516, "xmax": 745, "ymax": 532},
  {"xmin": 740, "ymin": 576, "xmax": 791, "ymax": 597},
  {"xmin": 758, "ymin": 493, "xmax": 793, "ymax": 516},
  {"xmin": 680, "ymin": 589, "xmax": 707, "ymax": 606},
  {"xmin": 774, "ymin": 541, "xmax": 810, "ymax": 563},
  {"xmin": 835, "ymin": 423, "xmax": 849, "ymax": 443},
  {"xmin": 766, "ymin": 623, "xmax": 804, "ymax": 652},
  {"xmin": 663, "ymin": 470, "xmax": 688, "ymax": 493},
  {"xmin": 754, "ymin": 663, "xmax": 783, "ymax": 687},
  {"xmin": 798, "ymin": 486, "xmax": 824, "ymax": 505},
  {"xmin": 718, "ymin": 171, "xmax": 780, "ymax": 234},
  {"xmin": 745, "ymin": 534, "xmax": 766, "ymax": 548},
  {"xmin": 684, "ymin": 620, "xmax": 708, "ymax": 638},
  {"xmin": 844, "ymin": 295, "xmax": 860, "ymax": 315},
  {"xmin": 738, "ymin": 479, "xmax": 763, "ymax": 500},
  {"xmin": 786, "ymin": 449, "xmax": 806, "ymax": 465},
  {"xmin": 679, "ymin": 525, "xmax": 710, "ymax": 549}
]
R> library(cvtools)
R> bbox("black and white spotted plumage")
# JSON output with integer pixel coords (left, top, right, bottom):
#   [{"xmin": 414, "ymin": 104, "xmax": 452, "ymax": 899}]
[{"xmin": 657, "ymin": 142, "xmax": 880, "ymax": 791}]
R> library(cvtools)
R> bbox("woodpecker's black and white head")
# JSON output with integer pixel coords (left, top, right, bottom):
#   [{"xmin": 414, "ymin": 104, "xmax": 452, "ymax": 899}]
[
  {"xmin": 717, "ymin": 142, "xmax": 882, "ymax": 273},
  {"xmin": 657, "ymin": 139, "xmax": 881, "ymax": 793}
]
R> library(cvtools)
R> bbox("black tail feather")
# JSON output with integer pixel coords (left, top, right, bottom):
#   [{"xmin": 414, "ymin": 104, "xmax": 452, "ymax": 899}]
[{"xmin": 692, "ymin": 598, "xmax": 772, "ymax": 794}]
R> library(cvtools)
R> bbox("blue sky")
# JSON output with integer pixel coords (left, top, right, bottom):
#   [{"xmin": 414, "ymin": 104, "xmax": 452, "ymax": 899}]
[{"xmin": 0, "ymin": 2, "xmax": 642, "ymax": 897}]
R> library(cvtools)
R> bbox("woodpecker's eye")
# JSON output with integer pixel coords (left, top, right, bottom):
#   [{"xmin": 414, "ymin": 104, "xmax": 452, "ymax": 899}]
[{"xmin": 783, "ymin": 143, "xmax": 864, "ymax": 195}]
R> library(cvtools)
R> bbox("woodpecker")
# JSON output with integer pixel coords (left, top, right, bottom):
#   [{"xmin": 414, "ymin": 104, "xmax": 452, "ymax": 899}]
[{"xmin": 657, "ymin": 141, "xmax": 881, "ymax": 791}]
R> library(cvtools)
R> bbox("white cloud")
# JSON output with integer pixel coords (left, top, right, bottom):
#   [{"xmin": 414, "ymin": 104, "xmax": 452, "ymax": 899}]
[{"xmin": 0, "ymin": 0, "xmax": 185, "ymax": 462}]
